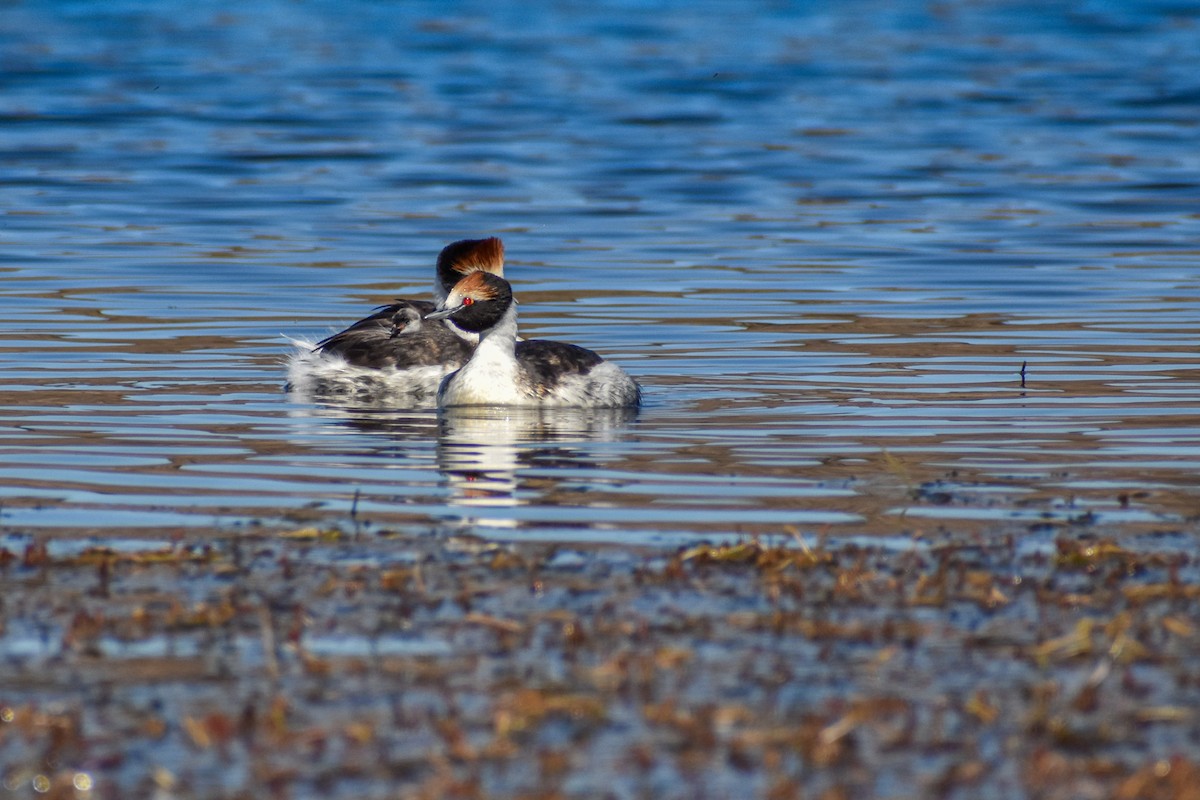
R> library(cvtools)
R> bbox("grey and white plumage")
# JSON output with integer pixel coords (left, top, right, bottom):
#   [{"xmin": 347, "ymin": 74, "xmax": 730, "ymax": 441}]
[
  {"xmin": 285, "ymin": 238, "xmax": 506, "ymax": 404},
  {"xmin": 427, "ymin": 272, "xmax": 641, "ymax": 409}
]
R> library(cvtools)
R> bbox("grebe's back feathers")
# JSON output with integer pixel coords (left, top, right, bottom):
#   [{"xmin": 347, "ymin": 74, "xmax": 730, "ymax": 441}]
[
  {"xmin": 516, "ymin": 340, "xmax": 603, "ymax": 385},
  {"xmin": 314, "ymin": 299, "xmax": 472, "ymax": 370}
]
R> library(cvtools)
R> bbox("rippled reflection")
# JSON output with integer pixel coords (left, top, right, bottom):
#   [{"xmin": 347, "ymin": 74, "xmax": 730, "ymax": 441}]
[{"xmin": 436, "ymin": 406, "xmax": 638, "ymax": 531}]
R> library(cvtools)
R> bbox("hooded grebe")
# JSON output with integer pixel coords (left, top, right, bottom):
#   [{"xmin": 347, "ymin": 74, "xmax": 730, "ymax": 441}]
[
  {"xmin": 315, "ymin": 237, "xmax": 505, "ymax": 363},
  {"xmin": 286, "ymin": 238, "xmax": 505, "ymax": 403},
  {"xmin": 426, "ymin": 272, "xmax": 641, "ymax": 408}
]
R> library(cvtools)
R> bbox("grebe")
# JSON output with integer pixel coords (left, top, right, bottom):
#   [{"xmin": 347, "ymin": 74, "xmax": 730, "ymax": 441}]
[
  {"xmin": 426, "ymin": 272, "xmax": 641, "ymax": 408},
  {"xmin": 286, "ymin": 238, "xmax": 505, "ymax": 403}
]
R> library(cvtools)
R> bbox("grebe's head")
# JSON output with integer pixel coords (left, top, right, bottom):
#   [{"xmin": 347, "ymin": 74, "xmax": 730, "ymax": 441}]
[
  {"xmin": 425, "ymin": 272, "xmax": 513, "ymax": 333},
  {"xmin": 387, "ymin": 305, "xmax": 424, "ymax": 338},
  {"xmin": 434, "ymin": 237, "xmax": 505, "ymax": 301}
]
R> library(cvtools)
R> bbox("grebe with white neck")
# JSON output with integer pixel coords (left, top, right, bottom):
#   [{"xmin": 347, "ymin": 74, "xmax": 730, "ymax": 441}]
[
  {"xmin": 426, "ymin": 272, "xmax": 641, "ymax": 408},
  {"xmin": 286, "ymin": 238, "xmax": 505, "ymax": 404}
]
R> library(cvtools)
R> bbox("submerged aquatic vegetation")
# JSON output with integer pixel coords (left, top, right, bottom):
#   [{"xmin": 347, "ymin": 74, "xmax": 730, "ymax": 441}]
[{"xmin": 0, "ymin": 520, "xmax": 1198, "ymax": 800}]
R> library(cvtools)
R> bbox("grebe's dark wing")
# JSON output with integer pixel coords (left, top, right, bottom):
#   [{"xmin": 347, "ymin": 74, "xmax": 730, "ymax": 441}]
[
  {"xmin": 515, "ymin": 339, "xmax": 604, "ymax": 392},
  {"xmin": 317, "ymin": 300, "xmax": 469, "ymax": 369}
]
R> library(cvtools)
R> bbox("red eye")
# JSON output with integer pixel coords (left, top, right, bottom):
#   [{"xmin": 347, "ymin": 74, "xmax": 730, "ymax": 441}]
[{"xmin": 463, "ymin": 297, "xmax": 474, "ymax": 306}]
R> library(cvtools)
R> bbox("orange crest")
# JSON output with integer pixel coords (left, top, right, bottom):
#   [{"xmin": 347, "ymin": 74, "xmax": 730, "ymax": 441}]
[{"xmin": 438, "ymin": 237, "xmax": 505, "ymax": 278}]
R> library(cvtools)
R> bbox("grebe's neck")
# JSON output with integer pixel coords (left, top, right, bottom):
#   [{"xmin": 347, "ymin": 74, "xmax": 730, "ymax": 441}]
[
  {"xmin": 440, "ymin": 318, "xmax": 480, "ymax": 345},
  {"xmin": 475, "ymin": 302, "xmax": 519, "ymax": 353}
]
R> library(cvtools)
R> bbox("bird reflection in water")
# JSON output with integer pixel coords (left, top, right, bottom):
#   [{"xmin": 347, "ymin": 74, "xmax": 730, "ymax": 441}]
[
  {"xmin": 284, "ymin": 401, "xmax": 638, "ymax": 533},
  {"xmin": 435, "ymin": 406, "xmax": 637, "ymax": 530}
]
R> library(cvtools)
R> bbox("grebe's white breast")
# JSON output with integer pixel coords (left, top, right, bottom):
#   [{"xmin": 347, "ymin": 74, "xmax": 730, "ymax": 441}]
[
  {"xmin": 426, "ymin": 272, "xmax": 641, "ymax": 409},
  {"xmin": 285, "ymin": 238, "xmax": 506, "ymax": 405}
]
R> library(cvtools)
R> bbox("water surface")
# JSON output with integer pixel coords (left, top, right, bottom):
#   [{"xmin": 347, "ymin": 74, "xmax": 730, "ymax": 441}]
[{"xmin": 2, "ymin": 0, "xmax": 1199, "ymax": 545}]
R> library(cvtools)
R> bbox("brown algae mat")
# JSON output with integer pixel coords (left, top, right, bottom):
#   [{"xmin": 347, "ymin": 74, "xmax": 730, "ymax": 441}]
[{"xmin": 2, "ymin": 519, "xmax": 1200, "ymax": 800}]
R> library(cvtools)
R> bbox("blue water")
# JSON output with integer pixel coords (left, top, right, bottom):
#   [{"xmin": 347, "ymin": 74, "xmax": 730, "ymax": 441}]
[{"xmin": 2, "ymin": 0, "xmax": 1200, "ymax": 541}]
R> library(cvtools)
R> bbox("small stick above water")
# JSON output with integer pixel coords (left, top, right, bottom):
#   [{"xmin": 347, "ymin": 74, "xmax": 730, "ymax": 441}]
[{"xmin": 1020, "ymin": 360, "xmax": 1027, "ymax": 389}]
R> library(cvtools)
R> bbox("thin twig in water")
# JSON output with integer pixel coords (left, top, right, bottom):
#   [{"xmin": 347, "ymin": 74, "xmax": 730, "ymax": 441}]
[
  {"xmin": 1020, "ymin": 360, "xmax": 1027, "ymax": 389},
  {"xmin": 350, "ymin": 487, "xmax": 362, "ymax": 538}
]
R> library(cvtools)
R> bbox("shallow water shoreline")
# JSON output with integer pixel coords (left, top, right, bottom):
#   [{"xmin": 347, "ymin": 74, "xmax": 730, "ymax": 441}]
[{"xmin": 2, "ymin": 518, "xmax": 1197, "ymax": 799}]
